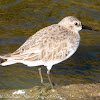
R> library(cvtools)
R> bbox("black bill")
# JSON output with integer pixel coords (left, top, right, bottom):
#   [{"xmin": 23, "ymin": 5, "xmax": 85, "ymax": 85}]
[{"xmin": 82, "ymin": 25, "xmax": 98, "ymax": 31}]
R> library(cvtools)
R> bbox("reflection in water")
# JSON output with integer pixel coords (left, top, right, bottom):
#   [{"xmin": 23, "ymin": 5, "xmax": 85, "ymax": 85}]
[
  {"xmin": 0, "ymin": 37, "xmax": 27, "ymax": 45},
  {"xmin": 0, "ymin": 0, "xmax": 24, "ymax": 8},
  {"xmin": 45, "ymin": 16, "xmax": 59, "ymax": 23},
  {"xmin": 0, "ymin": 25, "xmax": 14, "ymax": 30},
  {"xmin": 11, "ymin": 22, "xmax": 34, "ymax": 28},
  {"xmin": 68, "ymin": 5, "xmax": 100, "ymax": 21},
  {"xmin": 0, "ymin": 0, "xmax": 100, "ymax": 89},
  {"xmin": 80, "ymin": 7, "xmax": 100, "ymax": 20},
  {"xmin": 53, "ymin": 0, "xmax": 70, "ymax": 5}
]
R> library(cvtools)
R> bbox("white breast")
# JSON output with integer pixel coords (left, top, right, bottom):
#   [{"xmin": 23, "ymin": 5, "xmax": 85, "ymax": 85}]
[{"xmin": 44, "ymin": 33, "xmax": 80, "ymax": 67}]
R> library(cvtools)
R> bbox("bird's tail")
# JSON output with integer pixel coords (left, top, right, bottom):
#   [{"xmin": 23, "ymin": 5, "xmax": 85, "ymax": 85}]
[{"xmin": 0, "ymin": 53, "xmax": 18, "ymax": 66}]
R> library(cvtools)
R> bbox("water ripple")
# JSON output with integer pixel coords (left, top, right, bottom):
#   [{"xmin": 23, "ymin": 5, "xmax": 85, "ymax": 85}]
[{"xmin": 0, "ymin": 0, "xmax": 23, "ymax": 8}]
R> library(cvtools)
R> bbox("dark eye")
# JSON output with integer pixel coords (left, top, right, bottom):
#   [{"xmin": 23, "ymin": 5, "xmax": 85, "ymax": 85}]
[{"xmin": 75, "ymin": 23, "xmax": 78, "ymax": 25}]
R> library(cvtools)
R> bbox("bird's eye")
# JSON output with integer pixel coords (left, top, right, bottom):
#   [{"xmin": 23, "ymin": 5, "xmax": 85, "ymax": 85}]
[{"xmin": 75, "ymin": 23, "xmax": 78, "ymax": 25}]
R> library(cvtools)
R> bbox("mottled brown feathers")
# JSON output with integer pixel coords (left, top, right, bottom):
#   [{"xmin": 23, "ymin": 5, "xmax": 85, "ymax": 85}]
[
  {"xmin": 0, "ymin": 16, "xmax": 81, "ymax": 69},
  {"xmin": 11, "ymin": 24, "xmax": 79, "ymax": 62}
]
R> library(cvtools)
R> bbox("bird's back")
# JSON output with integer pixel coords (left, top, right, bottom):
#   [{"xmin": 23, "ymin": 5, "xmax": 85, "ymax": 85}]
[{"xmin": 0, "ymin": 24, "xmax": 80, "ymax": 66}]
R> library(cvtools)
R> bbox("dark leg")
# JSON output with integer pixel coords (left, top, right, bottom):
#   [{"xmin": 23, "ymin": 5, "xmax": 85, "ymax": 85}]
[
  {"xmin": 38, "ymin": 67, "xmax": 45, "ymax": 85},
  {"xmin": 47, "ymin": 70, "xmax": 53, "ymax": 88},
  {"xmin": 38, "ymin": 67, "xmax": 54, "ymax": 88}
]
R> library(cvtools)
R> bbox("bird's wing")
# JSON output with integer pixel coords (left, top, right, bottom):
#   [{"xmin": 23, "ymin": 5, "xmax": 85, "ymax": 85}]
[
  {"xmin": 12, "ymin": 24, "xmax": 71, "ymax": 61},
  {"xmin": 23, "ymin": 39, "xmax": 68, "ymax": 62}
]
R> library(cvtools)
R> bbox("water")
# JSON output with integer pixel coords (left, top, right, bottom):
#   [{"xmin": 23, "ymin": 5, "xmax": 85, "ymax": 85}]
[{"xmin": 0, "ymin": 0, "xmax": 100, "ymax": 89}]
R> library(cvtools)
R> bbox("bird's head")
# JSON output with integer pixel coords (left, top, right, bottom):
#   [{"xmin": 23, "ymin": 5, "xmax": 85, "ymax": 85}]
[{"xmin": 58, "ymin": 16, "xmax": 98, "ymax": 33}]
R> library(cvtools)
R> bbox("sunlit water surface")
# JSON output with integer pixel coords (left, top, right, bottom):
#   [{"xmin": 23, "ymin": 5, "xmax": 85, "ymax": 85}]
[{"xmin": 0, "ymin": 0, "xmax": 100, "ymax": 89}]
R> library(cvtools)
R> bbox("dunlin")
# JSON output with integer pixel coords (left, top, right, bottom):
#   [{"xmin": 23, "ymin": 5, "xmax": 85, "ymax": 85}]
[{"xmin": 0, "ymin": 16, "xmax": 97, "ymax": 88}]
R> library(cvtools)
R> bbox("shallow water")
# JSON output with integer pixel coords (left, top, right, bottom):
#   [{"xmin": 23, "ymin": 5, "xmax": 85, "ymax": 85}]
[{"xmin": 0, "ymin": 0, "xmax": 100, "ymax": 89}]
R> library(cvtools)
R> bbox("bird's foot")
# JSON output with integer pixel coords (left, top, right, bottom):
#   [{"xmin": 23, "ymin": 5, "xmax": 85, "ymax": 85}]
[{"xmin": 41, "ymin": 82, "xmax": 56, "ymax": 88}]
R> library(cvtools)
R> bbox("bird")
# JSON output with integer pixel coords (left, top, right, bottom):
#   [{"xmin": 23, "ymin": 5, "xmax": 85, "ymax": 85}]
[{"xmin": 0, "ymin": 16, "xmax": 97, "ymax": 88}]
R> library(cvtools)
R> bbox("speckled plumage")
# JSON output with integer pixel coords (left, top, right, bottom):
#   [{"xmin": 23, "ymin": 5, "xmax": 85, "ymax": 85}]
[{"xmin": 0, "ymin": 16, "xmax": 81, "ymax": 72}]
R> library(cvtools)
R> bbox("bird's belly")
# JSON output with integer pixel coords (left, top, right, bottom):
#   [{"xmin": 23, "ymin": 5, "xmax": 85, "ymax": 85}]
[
  {"xmin": 62, "ymin": 41, "xmax": 80, "ymax": 62},
  {"xmin": 44, "ymin": 46, "xmax": 79, "ymax": 67},
  {"xmin": 44, "ymin": 42, "xmax": 79, "ymax": 67},
  {"xmin": 63, "ymin": 47, "xmax": 77, "ymax": 61}
]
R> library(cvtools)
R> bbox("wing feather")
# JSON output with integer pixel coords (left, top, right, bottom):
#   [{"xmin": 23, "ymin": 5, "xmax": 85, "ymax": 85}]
[{"xmin": 11, "ymin": 24, "xmax": 75, "ymax": 62}]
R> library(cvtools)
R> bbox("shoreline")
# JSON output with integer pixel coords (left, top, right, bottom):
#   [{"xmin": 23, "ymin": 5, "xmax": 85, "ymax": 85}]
[{"xmin": 0, "ymin": 83, "xmax": 100, "ymax": 100}]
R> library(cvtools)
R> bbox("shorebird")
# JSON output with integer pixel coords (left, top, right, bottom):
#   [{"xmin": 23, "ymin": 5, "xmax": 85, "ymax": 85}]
[{"xmin": 0, "ymin": 16, "xmax": 98, "ymax": 88}]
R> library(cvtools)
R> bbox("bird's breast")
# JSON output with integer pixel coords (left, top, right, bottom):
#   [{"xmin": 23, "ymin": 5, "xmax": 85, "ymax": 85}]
[{"xmin": 64, "ymin": 33, "xmax": 80, "ymax": 60}]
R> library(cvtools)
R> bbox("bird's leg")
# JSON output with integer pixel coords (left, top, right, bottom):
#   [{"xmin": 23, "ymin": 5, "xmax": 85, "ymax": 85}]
[
  {"xmin": 38, "ymin": 67, "xmax": 54, "ymax": 88},
  {"xmin": 38, "ymin": 67, "xmax": 45, "ymax": 85},
  {"xmin": 47, "ymin": 70, "xmax": 53, "ymax": 88}
]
